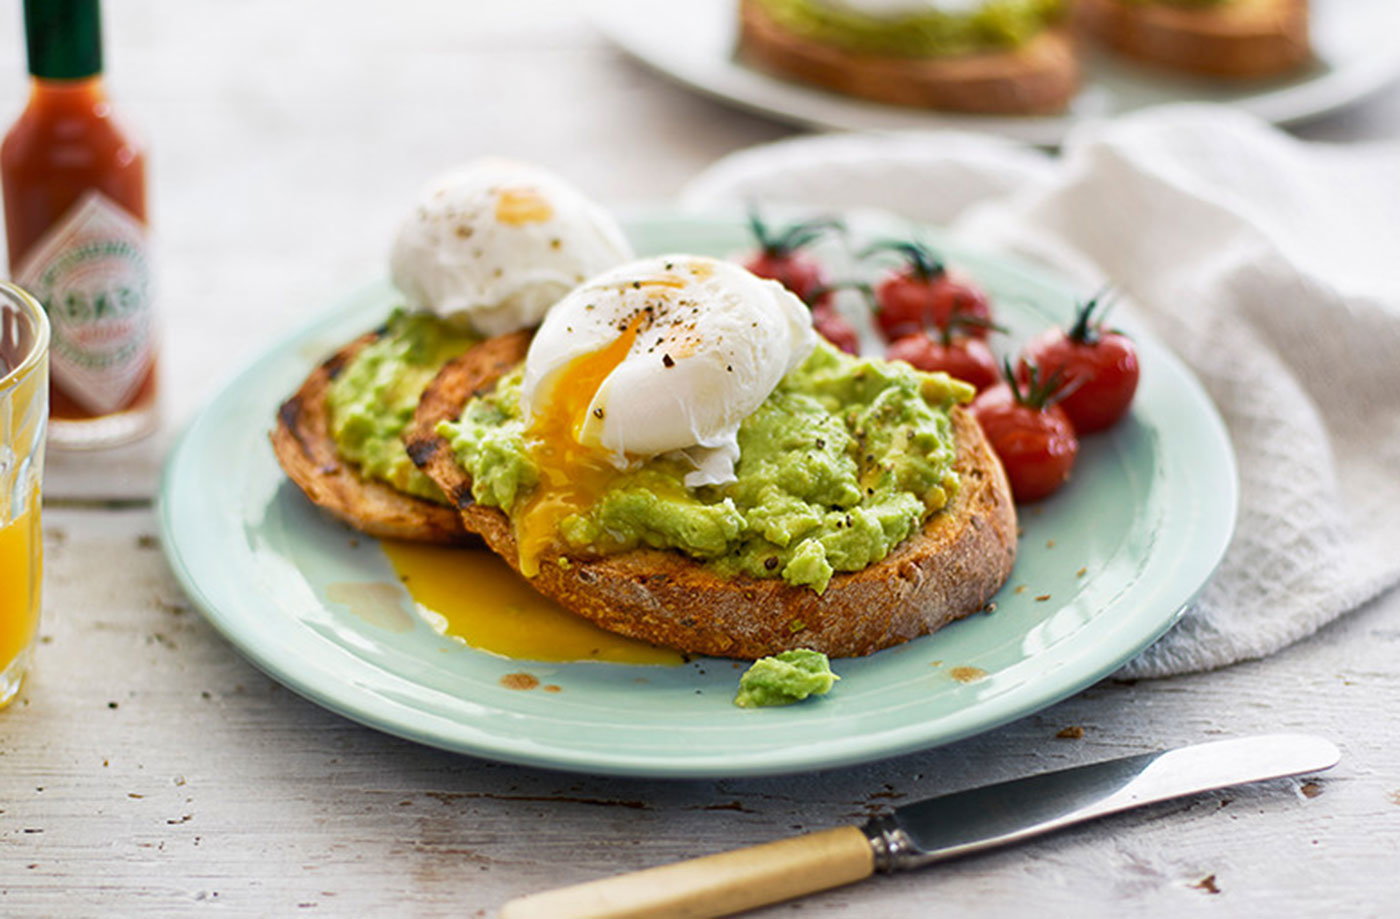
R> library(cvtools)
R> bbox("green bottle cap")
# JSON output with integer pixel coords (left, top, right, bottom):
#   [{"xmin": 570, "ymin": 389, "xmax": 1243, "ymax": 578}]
[{"xmin": 23, "ymin": 0, "xmax": 103, "ymax": 80}]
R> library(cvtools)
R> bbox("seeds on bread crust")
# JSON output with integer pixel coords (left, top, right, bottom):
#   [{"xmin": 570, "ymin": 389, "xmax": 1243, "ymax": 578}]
[
  {"xmin": 270, "ymin": 333, "xmax": 472, "ymax": 544},
  {"xmin": 406, "ymin": 332, "xmax": 1018, "ymax": 659}
]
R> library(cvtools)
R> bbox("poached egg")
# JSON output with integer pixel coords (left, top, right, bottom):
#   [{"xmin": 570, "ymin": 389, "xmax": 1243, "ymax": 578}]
[
  {"xmin": 389, "ymin": 159, "xmax": 633, "ymax": 336},
  {"xmin": 511, "ymin": 254, "xmax": 816, "ymax": 574}
]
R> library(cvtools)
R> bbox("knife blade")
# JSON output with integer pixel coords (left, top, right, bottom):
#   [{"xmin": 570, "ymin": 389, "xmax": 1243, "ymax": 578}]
[
  {"xmin": 499, "ymin": 734, "xmax": 1339, "ymax": 919},
  {"xmin": 863, "ymin": 732, "xmax": 1339, "ymax": 871}
]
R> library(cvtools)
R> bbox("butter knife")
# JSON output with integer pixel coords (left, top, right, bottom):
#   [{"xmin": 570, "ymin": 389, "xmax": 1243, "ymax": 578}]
[{"xmin": 500, "ymin": 733, "xmax": 1339, "ymax": 919}]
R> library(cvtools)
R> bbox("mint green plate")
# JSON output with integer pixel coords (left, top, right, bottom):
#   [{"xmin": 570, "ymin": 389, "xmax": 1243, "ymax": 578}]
[{"xmin": 159, "ymin": 212, "xmax": 1236, "ymax": 778}]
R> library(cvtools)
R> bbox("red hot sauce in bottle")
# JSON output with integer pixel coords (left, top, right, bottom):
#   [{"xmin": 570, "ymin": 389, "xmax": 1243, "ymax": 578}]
[{"xmin": 2, "ymin": 0, "xmax": 156, "ymax": 447}]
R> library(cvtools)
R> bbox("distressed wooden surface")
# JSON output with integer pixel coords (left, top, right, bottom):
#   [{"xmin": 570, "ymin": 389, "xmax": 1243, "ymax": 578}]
[
  {"xmin": 8, "ymin": 507, "xmax": 1399, "ymax": 917},
  {"xmin": 2, "ymin": 3, "xmax": 1398, "ymax": 916}
]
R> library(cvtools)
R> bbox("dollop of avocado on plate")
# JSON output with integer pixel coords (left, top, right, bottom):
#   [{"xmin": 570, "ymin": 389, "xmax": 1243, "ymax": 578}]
[{"xmin": 734, "ymin": 648, "xmax": 840, "ymax": 708}]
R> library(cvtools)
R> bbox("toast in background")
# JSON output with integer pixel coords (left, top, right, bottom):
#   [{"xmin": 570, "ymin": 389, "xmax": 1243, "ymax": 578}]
[
  {"xmin": 737, "ymin": 0, "xmax": 1080, "ymax": 115},
  {"xmin": 1076, "ymin": 0, "xmax": 1310, "ymax": 79}
]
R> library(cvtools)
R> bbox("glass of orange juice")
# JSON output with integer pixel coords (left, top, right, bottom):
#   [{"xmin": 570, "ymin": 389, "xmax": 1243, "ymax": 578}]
[{"xmin": 0, "ymin": 281, "xmax": 48, "ymax": 709}]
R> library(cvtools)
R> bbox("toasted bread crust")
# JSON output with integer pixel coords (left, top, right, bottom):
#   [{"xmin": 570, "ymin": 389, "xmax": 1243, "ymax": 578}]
[
  {"xmin": 401, "ymin": 329, "xmax": 535, "ymax": 513},
  {"xmin": 270, "ymin": 334, "xmax": 472, "ymax": 544},
  {"xmin": 736, "ymin": 0, "xmax": 1079, "ymax": 114},
  {"xmin": 406, "ymin": 333, "xmax": 1018, "ymax": 659},
  {"xmin": 1076, "ymin": 0, "xmax": 1310, "ymax": 78}
]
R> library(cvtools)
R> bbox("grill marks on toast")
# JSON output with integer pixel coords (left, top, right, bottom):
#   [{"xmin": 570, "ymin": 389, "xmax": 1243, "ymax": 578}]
[
  {"xmin": 269, "ymin": 333, "xmax": 473, "ymax": 544},
  {"xmin": 403, "ymin": 330, "xmax": 533, "ymax": 513}
]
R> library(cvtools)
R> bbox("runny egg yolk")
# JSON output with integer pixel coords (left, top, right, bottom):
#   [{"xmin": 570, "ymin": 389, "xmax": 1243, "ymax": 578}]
[
  {"xmin": 514, "ymin": 315, "xmax": 644, "ymax": 576},
  {"xmin": 379, "ymin": 541, "xmax": 684, "ymax": 665}
]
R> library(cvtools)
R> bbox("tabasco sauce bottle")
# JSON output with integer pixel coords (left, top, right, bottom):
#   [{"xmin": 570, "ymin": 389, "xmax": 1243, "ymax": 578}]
[{"xmin": 2, "ymin": 0, "xmax": 156, "ymax": 447}]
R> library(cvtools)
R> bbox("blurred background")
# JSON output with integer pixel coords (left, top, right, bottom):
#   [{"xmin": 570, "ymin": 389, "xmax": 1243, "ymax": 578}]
[{"xmin": 0, "ymin": 1, "xmax": 1393, "ymax": 469}]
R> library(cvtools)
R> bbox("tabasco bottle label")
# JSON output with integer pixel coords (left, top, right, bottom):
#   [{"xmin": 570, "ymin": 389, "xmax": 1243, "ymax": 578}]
[{"xmin": 14, "ymin": 189, "xmax": 153, "ymax": 416}]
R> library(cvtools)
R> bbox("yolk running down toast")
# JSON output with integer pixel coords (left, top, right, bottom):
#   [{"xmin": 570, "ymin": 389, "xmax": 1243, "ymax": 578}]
[{"xmin": 513, "ymin": 314, "xmax": 644, "ymax": 576}]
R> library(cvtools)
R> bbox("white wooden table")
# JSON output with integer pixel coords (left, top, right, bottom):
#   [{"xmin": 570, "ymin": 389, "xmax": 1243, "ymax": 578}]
[{"xmin": 3, "ymin": 4, "xmax": 1398, "ymax": 915}]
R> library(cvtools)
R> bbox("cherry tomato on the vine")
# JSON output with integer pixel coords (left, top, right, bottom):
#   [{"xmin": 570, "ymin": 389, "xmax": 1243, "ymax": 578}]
[
  {"xmin": 1018, "ymin": 294, "xmax": 1139, "ymax": 434},
  {"xmin": 741, "ymin": 211, "xmax": 842, "ymax": 308},
  {"xmin": 972, "ymin": 362, "xmax": 1079, "ymax": 503},
  {"xmin": 812, "ymin": 303, "xmax": 861, "ymax": 355},
  {"xmin": 886, "ymin": 331, "xmax": 999, "ymax": 392},
  {"xmin": 746, "ymin": 248, "xmax": 829, "ymax": 308},
  {"xmin": 865, "ymin": 240, "xmax": 994, "ymax": 342}
]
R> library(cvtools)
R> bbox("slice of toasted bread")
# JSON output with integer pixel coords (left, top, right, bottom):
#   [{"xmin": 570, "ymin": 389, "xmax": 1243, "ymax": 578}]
[
  {"xmin": 736, "ymin": 0, "xmax": 1080, "ymax": 114},
  {"xmin": 270, "ymin": 334, "xmax": 471, "ymax": 544},
  {"xmin": 1076, "ymin": 0, "xmax": 1309, "ymax": 79},
  {"xmin": 405, "ymin": 333, "xmax": 1018, "ymax": 659}
]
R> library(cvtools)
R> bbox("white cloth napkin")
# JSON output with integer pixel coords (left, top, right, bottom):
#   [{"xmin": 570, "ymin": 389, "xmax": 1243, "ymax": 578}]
[{"xmin": 680, "ymin": 105, "xmax": 1400, "ymax": 678}]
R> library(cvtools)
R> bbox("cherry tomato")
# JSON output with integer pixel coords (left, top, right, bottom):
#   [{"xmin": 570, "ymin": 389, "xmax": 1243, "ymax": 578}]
[
  {"xmin": 813, "ymin": 303, "xmax": 860, "ymax": 355},
  {"xmin": 741, "ymin": 212, "xmax": 842, "ymax": 308},
  {"xmin": 886, "ymin": 332, "xmax": 999, "ymax": 392},
  {"xmin": 865, "ymin": 241, "xmax": 993, "ymax": 342},
  {"xmin": 1018, "ymin": 295, "xmax": 1139, "ymax": 434},
  {"xmin": 972, "ymin": 364, "xmax": 1079, "ymax": 503},
  {"xmin": 745, "ymin": 249, "xmax": 830, "ymax": 307}
]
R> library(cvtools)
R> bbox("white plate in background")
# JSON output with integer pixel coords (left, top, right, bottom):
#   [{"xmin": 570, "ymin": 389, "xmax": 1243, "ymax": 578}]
[{"xmin": 591, "ymin": 0, "xmax": 1400, "ymax": 145}]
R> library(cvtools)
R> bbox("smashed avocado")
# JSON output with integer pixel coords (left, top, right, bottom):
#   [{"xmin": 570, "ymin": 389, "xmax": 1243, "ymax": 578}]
[
  {"xmin": 440, "ymin": 339, "xmax": 973, "ymax": 593},
  {"xmin": 755, "ymin": 0, "xmax": 1065, "ymax": 57},
  {"xmin": 735, "ymin": 649, "xmax": 839, "ymax": 708},
  {"xmin": 327, "ymin": 309, "xmax": 478, "ymax": 503}
]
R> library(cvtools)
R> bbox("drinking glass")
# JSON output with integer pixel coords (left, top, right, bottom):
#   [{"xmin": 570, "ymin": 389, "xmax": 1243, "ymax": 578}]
[{"xmin": 0, "ymin": 281, "xmax": 48, "ymax": 708}]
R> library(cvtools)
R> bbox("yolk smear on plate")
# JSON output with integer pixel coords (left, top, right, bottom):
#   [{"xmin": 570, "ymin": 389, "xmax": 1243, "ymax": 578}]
[
  {"xmin": 513, "ymin": 315, "xmax": 643, "ymax": 576},
  {"xmin": 380, "ymin": 540, "xmax": 683, "ymax": 665},
  {"xmin": 324, "ymin": 581, "xmax": 414, "ymax": 633}
]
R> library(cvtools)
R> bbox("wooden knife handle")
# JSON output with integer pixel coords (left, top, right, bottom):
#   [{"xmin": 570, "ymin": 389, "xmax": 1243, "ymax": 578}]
[{"xmin": 498, "ymin": 825, "xmax": 875, "ymax": 919}]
